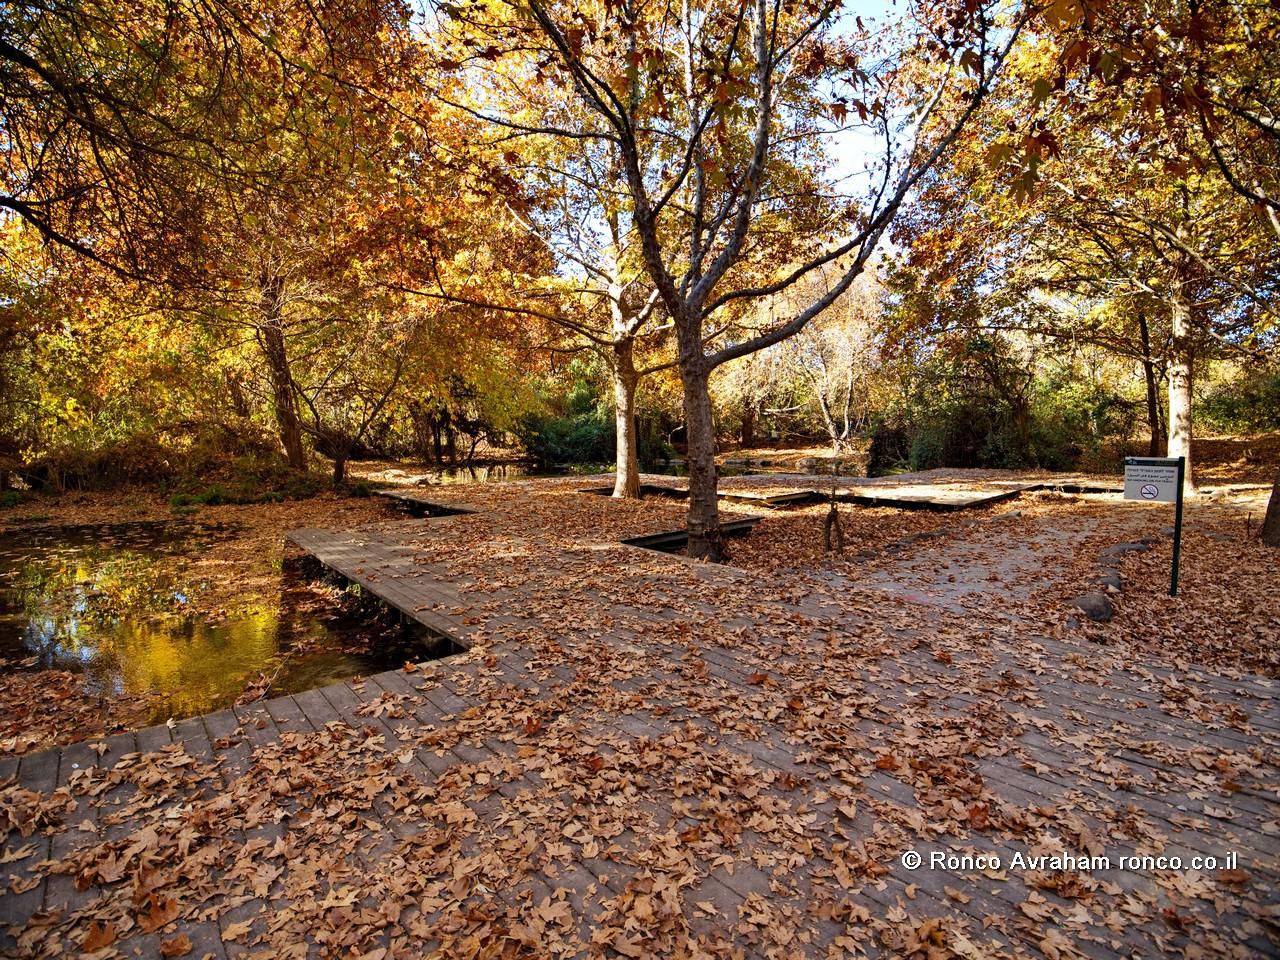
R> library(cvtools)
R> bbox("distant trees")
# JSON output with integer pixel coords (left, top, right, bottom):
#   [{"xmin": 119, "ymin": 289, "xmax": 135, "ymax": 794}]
[
  {"xmin": 2, "ymin": 0, "xmax": 1273, "ymax": 529},
  {"xmin": 714, "ymin": 261, "xmax": 889, "ymax": 450}
]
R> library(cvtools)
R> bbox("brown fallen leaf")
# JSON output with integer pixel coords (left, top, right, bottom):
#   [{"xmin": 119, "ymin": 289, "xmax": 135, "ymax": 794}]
[
  {"xmin": 82, "ymin": 920, "xmax": 117, "ymax": 951},
  {"xmin": 160, "ymin": 932, "xmax": 193, "ymax": 957},
  {"xmin": 139, "ymin": 894, "xmax": 179, "ymax": 933}
]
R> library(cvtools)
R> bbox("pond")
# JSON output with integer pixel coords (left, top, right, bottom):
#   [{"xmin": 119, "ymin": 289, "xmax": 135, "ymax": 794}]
[
  {"xmin": 404, "ymin": 459, "xmax": 858, "ymax": 484},
  {"xmin": 0, "ymin": 521, "xmax": 448, "ymax": 727}
]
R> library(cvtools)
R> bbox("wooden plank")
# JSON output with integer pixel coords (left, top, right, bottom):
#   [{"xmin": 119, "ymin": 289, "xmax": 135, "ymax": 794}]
[
  {"xmin": 0, "ymin": 748, "xmax": 58, "ymax": 935},
  {"xmin": 43, "ymin": 739, "xmax": 98, "ymax": 914}
]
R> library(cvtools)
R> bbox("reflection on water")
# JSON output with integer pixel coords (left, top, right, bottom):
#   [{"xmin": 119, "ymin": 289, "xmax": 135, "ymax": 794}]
[
  {"xmin": 417, "ymin": 460, "xmax": 858, "ymax": 484},
  {"xmin": 0, "ymin": 522, "xmax": 444, "ymax": 724},
  {"xmin": 422, "ymin": 463, "xmax": 538, "ymax": 484}
]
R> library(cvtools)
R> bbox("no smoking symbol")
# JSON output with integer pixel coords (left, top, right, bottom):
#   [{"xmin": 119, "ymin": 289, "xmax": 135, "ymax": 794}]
[{"xmin": 1140, "ymin": 483, "xmax": 1159, "ymax": 500}]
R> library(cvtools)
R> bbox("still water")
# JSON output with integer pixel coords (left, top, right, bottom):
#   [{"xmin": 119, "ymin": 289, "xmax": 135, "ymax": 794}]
[
  {"xmin": 0, "ymin": 521, "xmax": 442, "ymax": 724},
  {"xmin": 418, "ymin": 462, "xmax": 833, "ymax": 482}
]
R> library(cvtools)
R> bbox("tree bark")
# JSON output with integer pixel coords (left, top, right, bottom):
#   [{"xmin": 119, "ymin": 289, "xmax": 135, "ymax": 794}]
[
  {"xmin": 1262, "ymin": 471, "xmax": 1280, "ymax": 547},
  {"xmin": 681, "ymin": 363, "xmax": 726, "ymax": 561},
  {"xmin": 611, "ymin": 340, "xmax": 641, "ymax": 498},
  {"xmin": 740, "ymin": 400, "xmax": 756, "ymax": 448},
  {"xmin": 1167, "ymin": 283, "xmax": 1197, "ymax": 492},
  {"xmin": 1136, "ymin": 309, "xmax": 1165, "ymax": 457},
  {"xmin": 257, "ymin": 277, "xmax": 306, "ymax": 471}
]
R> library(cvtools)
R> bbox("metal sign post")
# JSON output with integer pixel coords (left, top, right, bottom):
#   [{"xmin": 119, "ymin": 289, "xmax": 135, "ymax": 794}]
[{"xmin": 1123, "ymin": 455, "xmax": 1185, "ymax": 596}]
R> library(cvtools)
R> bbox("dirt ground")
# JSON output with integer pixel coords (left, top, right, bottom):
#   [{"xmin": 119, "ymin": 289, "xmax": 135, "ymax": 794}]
[
  {"xmin": 0, "ymin": 450, "xmax": 1276, "ymax": 960},
  {"xmin": 728, "ymin": 487, "xmax": 1277, "ymax": 675},
  {"xmin": 0, "ymin": 439, "xmax": 1275, "ymax": 757}
]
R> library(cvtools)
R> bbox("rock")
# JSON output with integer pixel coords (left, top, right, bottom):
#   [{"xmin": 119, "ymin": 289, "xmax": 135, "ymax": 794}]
[
  {"xmin": 901, "ymin": 530, "xmax": 941, "ymax": 544},
  {"xmin": 1094, "ymin": 569, "xmax": 1123, "ymax": 590},
  {"xmin": 1100, "ymin": 542, "xmax": 1151, "ymax": 560},
  {"xmin": 1066, "ymin": 591, "xmax": 1113, "ymax": 622}
]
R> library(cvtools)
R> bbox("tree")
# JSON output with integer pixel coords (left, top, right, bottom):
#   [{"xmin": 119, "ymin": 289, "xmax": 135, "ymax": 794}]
[
  {"xmin": 755, "ymin": 260, "xmax": 888, "ymax": 447},
  {"xmin": 893, "ymin": 11, "xmax": 1280, "ymax": 490},
  {"xmin": 438, "ymin": 0, "xmax": 1024, "ymax": 558},
  {"xmin": 2, "ymin": 0, "xmax": 441, "ymax": 471},
  {"xmin": 428, "ymin": 15, "xmax": 824, "ymax": 498}
]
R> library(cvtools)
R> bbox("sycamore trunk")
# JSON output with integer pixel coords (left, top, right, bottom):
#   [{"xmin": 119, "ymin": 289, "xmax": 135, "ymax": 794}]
[
  {"xmin": 612, "ymin": 341, "xmax": 641, "ymax": 499},
  {"xmin": 1167, "ymin": 285, "xmax": 1196, "ymax": 493},
  {"xmin": 1262, "ymin": 471, "xmax": 1280, "ymax": 547},
  {"xmin": 257, "ymin": 280, "xmax": 306, "ymax": 471},
  {"xmin": 680, "ymin": 363, "xmax": 726, "ymax": 561}
]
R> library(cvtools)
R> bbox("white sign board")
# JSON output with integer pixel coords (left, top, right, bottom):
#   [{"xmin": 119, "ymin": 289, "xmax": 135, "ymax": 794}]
[{"xmin": 1124, "ymin": 458, "xmax": 1179, "ymax": 503}]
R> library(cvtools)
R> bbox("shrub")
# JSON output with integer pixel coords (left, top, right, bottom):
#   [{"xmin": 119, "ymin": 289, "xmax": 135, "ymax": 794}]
[
  {"xmin": 866, "ymin": 422, "xmax": 911, "ymax": 476},
  {"xmin": 1199, "ymin": 369, "xmax": 1280, "ymax": 433},
  {"xmin": 513, "ymin": 409, "xmax": 614, "ymax": 468}
]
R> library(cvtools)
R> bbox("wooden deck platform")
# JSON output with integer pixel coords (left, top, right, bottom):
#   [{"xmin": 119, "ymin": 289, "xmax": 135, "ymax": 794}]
[
  {"xmin": 2, "ymin": 488, "xmax": 1276, "ymax": 958},
  {"xmin": 577, "ymin": 483, "xmax": 689, "ymax": 499}
]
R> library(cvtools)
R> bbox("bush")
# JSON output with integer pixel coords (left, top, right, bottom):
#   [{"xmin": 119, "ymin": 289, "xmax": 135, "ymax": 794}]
[
  {"xmin": 1199, "ymin": 369, "xmax": 1280, "ymax": 433},
  {"xmin": 867, "ymin": 422, "xmax": 911, "ymax": 476},
  {"xmin": 20, "ymin": 435, "xmax": 175, "ymax": 491},
  {"xmin": 166, "ymin": 470, "xmax": 326, "ymax": 510},
  {"xmin": 513, "ymin": 409, "xmax": 614, "ymax": 469}
]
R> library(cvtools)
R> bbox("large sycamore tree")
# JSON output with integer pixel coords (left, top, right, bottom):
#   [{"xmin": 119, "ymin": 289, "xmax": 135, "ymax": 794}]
[
  {"xmin": 437, "ymin": 0, "xmax": 1026, "ymax": 558},
  {"xmin": 428, "ymin": 7, "xmax": 839, "ymax": 499}
]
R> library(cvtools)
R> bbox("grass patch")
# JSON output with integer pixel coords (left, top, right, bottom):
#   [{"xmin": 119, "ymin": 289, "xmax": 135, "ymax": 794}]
[{"xmin": 167, "ymin": 473, "xmax": 327, "ymax": 511}]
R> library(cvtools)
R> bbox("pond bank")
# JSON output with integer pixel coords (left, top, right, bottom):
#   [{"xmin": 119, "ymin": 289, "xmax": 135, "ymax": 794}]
[{"xmin": 0, "ymin": 494, "xmax": 416, "ymax": 756}]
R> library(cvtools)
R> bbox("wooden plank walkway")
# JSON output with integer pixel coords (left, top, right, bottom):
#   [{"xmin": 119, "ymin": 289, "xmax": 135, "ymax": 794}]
[
  {"xmin": 729, "ymin": 476, "xmax": 1038, "ymax": 511},
  {"xmin": 621, "ymin": 516, "xmax": 764, "ymax": 553},
  {"xmin": 287, "ymin": 527, "xmax": 482, "ymax": 645},
  {"xmin": 2, "ymin": 492, "xmax": 1276, "ymax": 958}
]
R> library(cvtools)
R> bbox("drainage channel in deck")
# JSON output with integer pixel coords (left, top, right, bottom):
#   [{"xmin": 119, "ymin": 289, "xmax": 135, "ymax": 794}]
[
  {"xmin": 622, "ymin": 516, "xmax": 763, "ymax": 554},
  {"xmin": 375, "ymin": 489, "xmax": 480, "ymax": 518}
]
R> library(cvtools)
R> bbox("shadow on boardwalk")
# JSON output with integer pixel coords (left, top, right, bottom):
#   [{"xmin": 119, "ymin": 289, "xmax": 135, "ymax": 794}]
[{"xmin": 2, "ymin": 474, "xmax": 1276, "ymax": 958}]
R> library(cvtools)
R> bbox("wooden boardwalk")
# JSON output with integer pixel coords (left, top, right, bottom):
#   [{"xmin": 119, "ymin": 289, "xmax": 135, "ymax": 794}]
[{"xmin": 1, "ymin": 486, "xmax": 1277, "ymax": 958}]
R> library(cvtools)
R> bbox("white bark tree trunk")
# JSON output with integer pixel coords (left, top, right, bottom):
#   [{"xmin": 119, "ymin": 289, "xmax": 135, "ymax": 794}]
[
  {"xmin": 1167, "ymin": 280, "xmax": 1197, "ymax": 493},
  {"xmin": 612, "ymin": 340, "xmax": 641, "ymax": 499}
]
